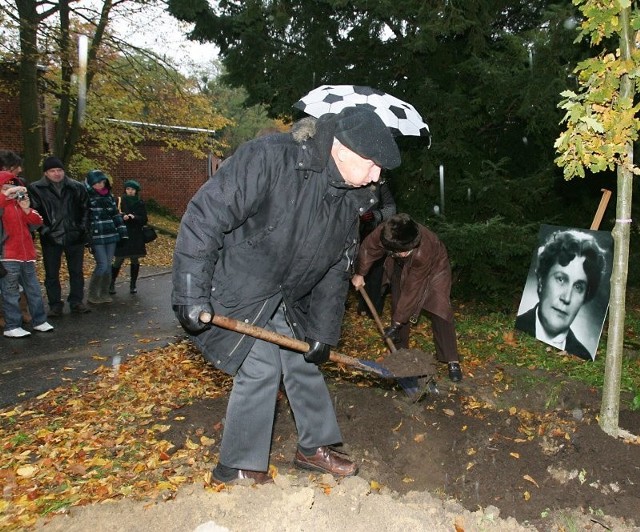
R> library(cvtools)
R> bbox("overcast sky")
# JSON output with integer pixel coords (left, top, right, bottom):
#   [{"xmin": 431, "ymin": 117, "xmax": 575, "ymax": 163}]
[{"xmin": 83, "ymin": 0, "xmax": 219, "ymax": 74}]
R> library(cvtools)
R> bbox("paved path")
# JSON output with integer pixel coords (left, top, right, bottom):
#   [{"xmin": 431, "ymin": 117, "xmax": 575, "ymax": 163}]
[{"xmin": 0, "ymin": 268, "xmax": 183, "ymax": 408}]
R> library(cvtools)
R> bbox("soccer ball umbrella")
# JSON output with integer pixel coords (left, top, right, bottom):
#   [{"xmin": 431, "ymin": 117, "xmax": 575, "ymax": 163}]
[{"xmin": 293, "ymin": 85, "xmax": 430, "ymax": 138}]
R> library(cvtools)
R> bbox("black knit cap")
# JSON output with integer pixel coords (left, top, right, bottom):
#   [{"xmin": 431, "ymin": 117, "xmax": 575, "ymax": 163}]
[
  {"xmin": 332, "ymin": 107, "xmax": 401, "ymax": 169},
  {"xmin": 381, "ymin": 213, "xmax": 421, "ymax": 252},
  {"xmin": 43, "ymin": 156, "xmax": 64, "ymax": 172}
]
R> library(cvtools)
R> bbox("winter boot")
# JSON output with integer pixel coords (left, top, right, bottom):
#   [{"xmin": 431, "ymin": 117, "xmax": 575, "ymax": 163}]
[
  {"xmin": 100, "ymin": 274, "xmax": 113, "ymax": 303},
  {"xmin": 130, "ymin": 264, "xmax": 140, "ymax": 294},
  {"xmin": 109, "ymin": 265, "xmax": 120, "ymax": 294},
  {"xmin": 87, "ymin": 273, "xmax": 102, "ymax": 304}
]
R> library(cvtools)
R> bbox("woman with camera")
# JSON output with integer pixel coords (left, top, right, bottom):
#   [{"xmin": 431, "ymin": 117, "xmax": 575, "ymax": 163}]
[{"xmin": 0, "ymin": 171, "xmax": 54, "ymax": 338}]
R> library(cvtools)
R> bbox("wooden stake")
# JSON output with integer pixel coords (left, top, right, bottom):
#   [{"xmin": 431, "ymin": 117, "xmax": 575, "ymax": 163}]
[{"xmin": 590, "ymin": 189, "xmax": 612, "ymax": 230}]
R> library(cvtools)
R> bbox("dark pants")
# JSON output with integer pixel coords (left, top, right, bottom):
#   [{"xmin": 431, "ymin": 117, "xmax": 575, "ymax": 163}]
[
  {"xmin": 391, "ymin": 260, "xmax": 459, "ymax": 363},
  {"xmin": 41, "ymin": 242, "xmax": 85, "ymax": 307}
]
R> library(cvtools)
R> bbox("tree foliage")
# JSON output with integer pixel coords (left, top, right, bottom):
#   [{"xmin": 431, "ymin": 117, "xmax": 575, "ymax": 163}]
[{"xmin": 167, "ymin": 0, "xmax": 593, "ymax": 222}]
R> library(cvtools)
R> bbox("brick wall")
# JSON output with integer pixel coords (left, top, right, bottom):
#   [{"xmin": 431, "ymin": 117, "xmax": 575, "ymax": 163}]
[
  {"xmin": 107, "ymin": 141, "xmax": 217, "ymax": 218},
  {"xmin": 0, "ymin": 68, "xmax": 25, "ymax": 153}
]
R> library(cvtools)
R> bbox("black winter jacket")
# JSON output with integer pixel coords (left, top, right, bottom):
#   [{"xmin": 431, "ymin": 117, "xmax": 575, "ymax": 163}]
[
  {"xmin": 172, "ymin": 117, "xmax": 378, "ymax": 374},
  {"xmin": 28, "ymin": 176, "xmax": 90, "ymax": 246},
  {"xmin": 115, "ymin": 197, "xmax": 148, "ymax": 257}
]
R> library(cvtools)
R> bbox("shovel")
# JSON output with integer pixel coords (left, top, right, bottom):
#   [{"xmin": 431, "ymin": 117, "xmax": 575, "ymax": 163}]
[
  {"xmin": 199, "ymin": 312, "xmax": 434, "ymax": 380},
  {"xmin": 356, "ymin": 286, "xmax": 438, "ymax": 400}
]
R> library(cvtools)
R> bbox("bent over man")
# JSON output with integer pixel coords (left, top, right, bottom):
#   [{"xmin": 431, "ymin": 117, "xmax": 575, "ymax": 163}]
[
  {"xmin": 172, "ymin": 107, "xmax": 401, "ymax": 484},
  {"xmin": 352, "ymin": 213, "xmax": 463, "ymax": 382}
]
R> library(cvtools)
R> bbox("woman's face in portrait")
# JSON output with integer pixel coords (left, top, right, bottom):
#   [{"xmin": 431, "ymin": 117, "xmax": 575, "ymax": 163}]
[{"xmin": 538, "ymin": 256, "xmax": 588, "ymax": 336}]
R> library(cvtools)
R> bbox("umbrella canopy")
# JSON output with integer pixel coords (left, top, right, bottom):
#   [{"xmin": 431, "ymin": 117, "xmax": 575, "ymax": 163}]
[{"xmin": 293, "ymin": 85, "xmax": 430, "ymax": 138}]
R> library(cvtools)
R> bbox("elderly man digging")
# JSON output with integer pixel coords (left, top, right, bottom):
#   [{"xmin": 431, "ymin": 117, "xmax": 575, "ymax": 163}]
[{"xmin": 172, "ymin": 107, "xmax": 401, "ymax": 484}]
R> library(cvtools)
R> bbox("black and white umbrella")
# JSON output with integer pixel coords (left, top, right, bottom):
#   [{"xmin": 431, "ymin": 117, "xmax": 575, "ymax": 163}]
[{"xmin": 293, "ymin": 85, "xmax": 430, "ymax": 138}]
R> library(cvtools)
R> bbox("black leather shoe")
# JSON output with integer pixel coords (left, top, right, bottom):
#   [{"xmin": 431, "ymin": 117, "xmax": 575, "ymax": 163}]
[
  {"xmin": 47, "ymin": 305, "xmax": 64, "ymax": 318},
  {"xmin": 294, "ymin": 446, "xmax": 358, "ymax": 477},
  {"xmin": 70, "ymin": 302, "xmax": 91, "ymax": 314},
  {"xmin": 448, "ymin": 362, "xmax": 463, "ymax": 382},
  {"xmin": 211, "ymin": 467, "xmax": 273, "ymax": 486}
]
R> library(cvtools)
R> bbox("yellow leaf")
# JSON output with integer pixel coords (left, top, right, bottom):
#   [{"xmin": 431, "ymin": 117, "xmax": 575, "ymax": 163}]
[
  {"xmin": 184, "ymin": 438, "xmax": 199, "ymax": 450},
  {"xmin": 509, "ymin": 406, "xmax": 517, "ymax": 415},
  {"xmin": 461, "ymin": 425, "xmax": 468, "ymax": 431},
  {"xmin": 402, "ymin": 476, "xmax": 414, "ymax": 483},
  {"xmin": 510, "ymin": 452, "xmax": 520, "ymax": 459},
  {"xmin": 466, "ymin": 448, "xmax": 476, "ymax": 456},
  {"xmin": 466, "ymin": 462, "xmax": 475, "ymax": 471},
  {"xmin": 370, "ymin": 480, "xmax": 381, "ymax": 490},
  {"xmin": 523, "ymin": 490, "xmax": 531, "ymax": 501},
  {"xmin": 523, "ymin": 474, "xmax": 539, "ymax": 488},
  {"xmin": 200, "ymin": 436, "xmax": 216, "ymax": 446},
  {"xmin": 16, "ymin": 465, "xmax": 38, "ymax": 478}
]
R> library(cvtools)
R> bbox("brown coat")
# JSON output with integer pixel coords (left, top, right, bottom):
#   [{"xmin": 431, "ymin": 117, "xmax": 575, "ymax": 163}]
[{"xmin": 356, "ymin": 224, "xmax": 453, "ymax": 324}]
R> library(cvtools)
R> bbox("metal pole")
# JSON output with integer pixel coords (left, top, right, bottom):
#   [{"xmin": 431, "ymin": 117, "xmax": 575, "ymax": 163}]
[
  {"xmin": 77, "ymin": 35, "xmax": 88, "ymax": 125},
  {"xmin": 439, "ymin": 164, "xmax": 445, "ymax": 215}
]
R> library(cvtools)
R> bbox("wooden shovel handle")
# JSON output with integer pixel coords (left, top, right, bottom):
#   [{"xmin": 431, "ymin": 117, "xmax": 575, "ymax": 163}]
[
  {"xmin": 357, "ymin": 286, "xmax": 397, "ymax": 353},
  {"xmin": 208, "ymin": 313, "xmax": 369, "ymax": 370}
]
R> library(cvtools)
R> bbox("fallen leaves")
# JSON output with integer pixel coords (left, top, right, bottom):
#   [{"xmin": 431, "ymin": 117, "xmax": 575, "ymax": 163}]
[{"xmin": 0, "ymin": 340, "xmax": 232, "ymax": 529}]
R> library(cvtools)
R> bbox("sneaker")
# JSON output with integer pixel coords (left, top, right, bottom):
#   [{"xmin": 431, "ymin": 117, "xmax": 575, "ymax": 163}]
[
  {"xmin": 448, "ymin": 362, "xmax": 463, "ymax": 382},
  {"xmin": 4, "ymin": 327, "xmax": 31, "ymax": 338},
  {"xmin": 70, "ymin": 302, "xmax": 91, "ymax": 314},
  {"xmin": 47, "ymin": 305, "xmax": 64, "ymax": 318},
  {"xmin": 33, "ymin": 322, "xmax": 54, "ymax": 332}
]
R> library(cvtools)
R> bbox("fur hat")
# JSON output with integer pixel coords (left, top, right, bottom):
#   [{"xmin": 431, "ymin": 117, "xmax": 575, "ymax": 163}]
[
  {"xmin": 380, "ymin": 213, "xmax": 421, "ymax": 252},
  {"xmin": 0, "ymin": 170, "xmax": 19, "ymax": 187},
  {"xmin": 42, "ymin": 156, "xmax": 64, "ymax": 172},
  {"xmin": 332, "ymin": 107, "xmax": 401, "ymax": 169},
  {"xmin": 86, "ymin": 169, "xmax": 108, "ymax": 186},
  {"xmin": 124, "ymin": 179, "xmax": 141, "ymax": 191}
]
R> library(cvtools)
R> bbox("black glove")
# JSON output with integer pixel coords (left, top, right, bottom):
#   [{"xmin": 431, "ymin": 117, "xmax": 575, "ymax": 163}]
[
  {"xmin": 303, "ymin": 338, "xmax": 331, "ymax": 365},
  {"xmin": 174, "ymin": 303, "xmax": 214, "ymax": 335},
  {"xmin": 383, "ymin": 322, "xmax": 403, "ymax": 343}
]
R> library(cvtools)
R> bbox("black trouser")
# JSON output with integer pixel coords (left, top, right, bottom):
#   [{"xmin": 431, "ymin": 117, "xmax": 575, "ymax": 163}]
[
  {"xmin": 391, "ymin": 259, "xmax": 459, "ymax": 363},
  {"xmin": 41, "ymin": 242, "xmax": 85, "ymax": 307}
]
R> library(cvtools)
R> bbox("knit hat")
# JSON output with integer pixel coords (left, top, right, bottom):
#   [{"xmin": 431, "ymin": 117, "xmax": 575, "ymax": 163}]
[
  {"xmin": 124, "ymin": 179, "xmax": 141, "ymax": 191},
  {"xmin": 332, "ymin": 107, "xmax": 401, "ymax": 169},
  {"xmin": 86, "ymin": 169, "xmax": 108, "ymax": 186},
  {"xmin": 0, "ymin": 170, "xmax": 19, "ymax": 186},
  {"xmin": 42, "ymin": 156, "xmax": 64, "ymax": 172},
  {"xmin": 381, "ymin": 213, "xmax": 422, "ymax": 252}
]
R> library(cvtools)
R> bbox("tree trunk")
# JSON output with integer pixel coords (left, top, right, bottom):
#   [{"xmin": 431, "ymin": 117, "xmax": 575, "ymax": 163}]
[
  {"xmin": 54, "ymin": 0, "xmax": 72, "ymax": 160},
  {"xmin": 15, "ymin": 0, "xmax": 43, "ymax": 182},
  {"xmin": 599, "ymin": 8, "xmax": 634, "ymax": 437}
]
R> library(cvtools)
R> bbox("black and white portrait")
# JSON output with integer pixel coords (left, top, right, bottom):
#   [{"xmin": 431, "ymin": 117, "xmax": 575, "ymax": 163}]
[{"xmin": 515, "ymin": 225, "xmax": 613, "ymax": 360}]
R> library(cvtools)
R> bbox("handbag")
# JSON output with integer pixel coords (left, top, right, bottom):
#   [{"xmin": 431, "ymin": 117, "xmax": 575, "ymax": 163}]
[{"xmin": 142, "ymin": 225, "xmax": 158, "ymax": 243}]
